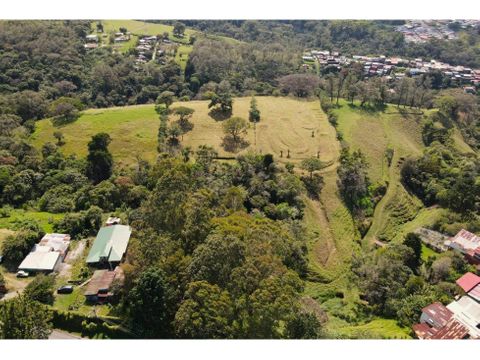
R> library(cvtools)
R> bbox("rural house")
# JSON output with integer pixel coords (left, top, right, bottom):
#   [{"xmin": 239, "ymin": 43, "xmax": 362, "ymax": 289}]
[
  {"xmin": 412, "ymin": 302, "xmax": 470, "ymax": 339},
  {"xmin": 18, "ymin": 251, "xmax": 62, "ymax": 273},
  {"xmin": 445, "ymin": 229, "xmax": 480, "ymax": 268},
  {"xmin": 84, "ymin": 266, "xmax": 124, "ymax": 303},
  {"xmin": 17, "ymin": 233, "xmax": 71, "ymax": 273},
  {"xmin": 86, "ymin": 225, "xmax": 132, "ymax": 266}
]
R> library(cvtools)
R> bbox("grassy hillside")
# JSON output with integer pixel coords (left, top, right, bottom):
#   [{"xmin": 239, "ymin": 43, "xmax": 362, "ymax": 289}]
[
  {"xmin": 32, "ymin": 97, "xmax": 336, "ymax": 168},
  {"xmin": 333, "ymin": 101, "xmax": 473, "ymax": 246}
]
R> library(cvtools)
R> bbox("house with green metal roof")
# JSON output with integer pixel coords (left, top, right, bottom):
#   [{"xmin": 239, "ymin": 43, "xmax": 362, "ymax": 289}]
[{"xmin": 86, "ymin": 225, "xmax": 132, "ymax": 265}]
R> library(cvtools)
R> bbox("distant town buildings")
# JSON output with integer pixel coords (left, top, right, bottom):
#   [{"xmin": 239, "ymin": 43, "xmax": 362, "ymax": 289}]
[
  {"xmin": 395, "ymin": 20, "xmax": 480, "ymax": 44},
  {"xmin": 302, "ymin": 49, "xmax": 480, "ymax": 88}
]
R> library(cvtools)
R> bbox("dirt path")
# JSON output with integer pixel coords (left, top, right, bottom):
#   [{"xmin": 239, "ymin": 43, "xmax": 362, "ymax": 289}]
[{"xmin": 58, "ymin": 240, "xmax": 86, "ymax": 279}]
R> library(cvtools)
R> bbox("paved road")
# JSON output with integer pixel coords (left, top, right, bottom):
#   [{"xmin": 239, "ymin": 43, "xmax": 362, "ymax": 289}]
[{"xmin": 49, "ymin": 329, "xmax": 82, "ymax": 340}]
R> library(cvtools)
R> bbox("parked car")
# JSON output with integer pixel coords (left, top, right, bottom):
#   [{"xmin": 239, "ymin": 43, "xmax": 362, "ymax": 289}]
[
  {"xmin": 57, "ymin": 285, "xmax": 74, "ymax": 294},
  {"xmin": 16, "ymin": 270, "xmax": 29, "ymax": 278}
]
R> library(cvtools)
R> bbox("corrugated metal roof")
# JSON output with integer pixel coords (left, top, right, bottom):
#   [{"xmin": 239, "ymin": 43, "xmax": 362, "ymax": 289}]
[
  {"xmin": 84, "ymin": 270, "xmax": 116, "ymax": 296},
  {"xmin": 447, "ymin": 296, "xmax": 480, "ymax": 338},
  {"xmin": 450, "ymin": 229, "xmax": 480, "ymax": 252},
  {"xmin": 413, "ymin": 323, "xmax": 436, "ymax": 339},
  {"xmin": 431, "ymin": 319, "xmax": 469, "ymax": 340},
  {"xmin": 468, "ymin": 284, "xmax": 480, "ymax": 302},
  {"xmin": 39, "ymin": 233, "xmax": 70, "ymax": 255},
  {"xmin": 18, "ymin": 252, "xmax": 60, "ymax": 271},
  {"xmin": 422, "ymin": 302, "xmax": 453, "ymax": 328},
  {"xmin": 456, "ymin": 272, "xmax": 480, "ymax": 293},
  {"xmin": 86, "ymin": 225, "xmax": 131, "ymax": 263}
]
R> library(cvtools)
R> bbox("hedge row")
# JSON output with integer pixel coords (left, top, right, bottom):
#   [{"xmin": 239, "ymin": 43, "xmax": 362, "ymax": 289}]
[{"xmin": 50, "ymin": 308, "xmax": 132, "ymax": 339}]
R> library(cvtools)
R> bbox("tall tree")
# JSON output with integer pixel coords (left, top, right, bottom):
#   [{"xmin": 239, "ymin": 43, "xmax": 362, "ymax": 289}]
[
  {"xmin": 125, "ymin": 268, "xmax": 172, "ymax": 338},
  {"xmin": 174, "ymin": 281, "xmax": 234, "ymax": 339},
  {"xmin": 86, "ymin": 133, "xmax": 113, "ymax": 184},
  {"xmin": 248, "ymin": 96, "xmax": 261, "ymax": 123},
  {"xmin": 0, "ymin": 295, "xmax": 52, "ymax": 339},
  {"xmin": 222, "ymin": 117, "xmax": 249, "ymax": 144}
]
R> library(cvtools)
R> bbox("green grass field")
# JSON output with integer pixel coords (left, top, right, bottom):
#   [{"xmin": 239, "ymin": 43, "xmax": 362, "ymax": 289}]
[
  {"xmin": 32, "ymin": 97, "xmax": 337, "ymax": 168},
  {"xmin": 0, "ymin": 209, "xmax": 64, "ymax": 233}
]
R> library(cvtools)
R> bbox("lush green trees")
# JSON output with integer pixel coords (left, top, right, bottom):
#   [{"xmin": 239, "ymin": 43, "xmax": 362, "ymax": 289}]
[
  {"xmin": 156, "ymin": 91, "xmax": 175, "ymax": 111},
  {"xmin": 1, "ymin": 230, "xmax": 41, "ymax": 270},
  {"xmin": 49, "ymin": 97, "xmax": 83, "ymax": 125},
  {"xmin": 222, "ymin": 117, "xmax": 249, "ymax": 147},
  {"xmin": 278, "ymin": 74, "xmax": 320, "ymax": 97},
  {"xmin": 53, "ymin": 206, "xmax": 102, "ymax": 239},
  {"xmin": 337, "ymin": 148, "xmax": 372, "ymax": 226},
  {"xmin": 172, "ymin": 106, "xmax": 195, "ymax": 133},
  {"xmin": 174, "ymin": 281, "xmax": 234, "ymax": 339},
  {"xmin": 208, "ymin": 81, "xmax": 233, "ymax": 115},
  {"xmin": 125, "ymin": 268, "xmax": 172, "ymax": 338},
  {"xmin": 173, "ymin": 22, "xmax": 186, "ymax": 38},
  {"xmin": 248, "ymin": 96, "xmax": 260, "ymax": 123},
  {"xmin": 353, "ymin": 244, "xmax": 414, "ymax": 316},
  {"xmin": 86, "ymin": 133, "xmax": 113, "ymax": 184},
  {"xmin": 403, "ymin": 233, "xmax": 422, "ymax": 272},
  {"xmin": 301, "ymin": 157, "xmax": 323, "ymax": 179},
  {"xmin": 285, "ymin": 311, "xmax": 323, "ymax": 339},
  {"xmin": 24, "ymin": 274, "xmax": 55, "ymax": 305},
  {"xmin": 0, "ymin": 295, "xmax": 52, "ymax": 339}
]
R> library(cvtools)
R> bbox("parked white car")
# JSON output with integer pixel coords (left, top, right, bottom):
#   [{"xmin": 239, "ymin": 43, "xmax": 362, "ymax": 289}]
[{"xmin": 16, "ymin": 270, "xmax": 29, "ymax": 278}]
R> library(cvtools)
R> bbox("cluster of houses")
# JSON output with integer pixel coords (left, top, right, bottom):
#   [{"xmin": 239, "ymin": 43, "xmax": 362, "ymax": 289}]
[
  {"xmin": 411, "ymin": 228, "xmax": 480, "ymax": 339},
  {"xmin": 135, "ymin": 35, "xmax": 158, "ymax": 64},
  {"xmin": 302, "ymin": 50, "xmax": 480, "ymax": 91},
  {"xmin": 395, "ymin": 20, "xmax": 480, "ymax": 44},
  {"xmin": 114, "ymin": 31, "xmax": 131, "ymax": 43},
  {"xmin": 395, "ymin": 20, "xmax": 459, "ymax": 44},
  {"xmin": 18, "ymin": 233, "xmax": 71, "ymax": 273},
  {"xmin": 413, "ymin": 272, "xmax": 480, "ymax": 339}
]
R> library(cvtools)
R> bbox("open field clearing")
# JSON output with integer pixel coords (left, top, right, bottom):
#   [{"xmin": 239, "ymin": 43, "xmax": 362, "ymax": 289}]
[
  {"xmin": 0, "ymin": 210, "xmax": 64, "ymax": 233},
  {"xmin": 32, "ymin": 97, "xmax": 335, "ymax": 167}
]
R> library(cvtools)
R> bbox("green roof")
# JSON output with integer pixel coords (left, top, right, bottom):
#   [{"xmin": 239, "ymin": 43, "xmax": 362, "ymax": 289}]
[{"xmin": 86, "ymin": 225, "xmax": 132, "ymax": 264}]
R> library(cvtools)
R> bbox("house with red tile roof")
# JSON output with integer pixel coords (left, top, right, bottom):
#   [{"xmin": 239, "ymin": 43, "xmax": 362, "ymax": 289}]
[{"xmin": 456, "ymin": 272, "xmax": 480, "ymax": 293}]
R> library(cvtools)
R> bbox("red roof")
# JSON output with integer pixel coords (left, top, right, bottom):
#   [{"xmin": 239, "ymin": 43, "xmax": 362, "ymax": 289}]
[
  {"xmin": 456, "ymin": 272, "xmax": 480, "ymax": 293},
  {"xmin": 422, "ymin": 302, "xmax": 453, "ymax": 328},
  {"xmin": 431, "ymin": 319, "xmax": 469, "ymax": 340},
  {"xmin": 413, "ymin": 323, "xmax": 436, "ymax": 339},
  {"xmin": 413, "ymin": 319, "xmax": 470, "ymax": 340}
]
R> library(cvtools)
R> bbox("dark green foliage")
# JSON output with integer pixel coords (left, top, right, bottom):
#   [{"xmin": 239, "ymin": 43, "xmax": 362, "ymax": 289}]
[
  {"xmin": 174, "ymin": 281, "xmax": 234, "ymax": 339},
  {"xmin": 248, "ymin": 96, "xmax": 260, "ymax": 123},
  {"xmin": 24, "ymin": 274, "xmax": 55, "ymax": 305},
  {"xmin": 1, "ymin": 230, "xmax": 40, "ymax": 270},
  {"xmin": 403, "ymin": 233, "xmax": 422, "ymax": 272},
  {"xmin": 401, "ymin": 144, "xmax": 480, "ymax": 213},
  {"xmin": 0, "ymin": 295, "xmax": 52, "ymax": 339},
  {"xmin": 285, "ymin": 311, "xmax": 322, "ymax": 339},
  {"xmin": 86, "ymin": 133, "xmax": 113, "ymax": 184},
  {"xmin": 125, "ymin": 268, "xmax": 172, "ymax": 338},
  {"xmin": 53, "ymin": 206, "xmax": 102, "ymax": 239}
]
